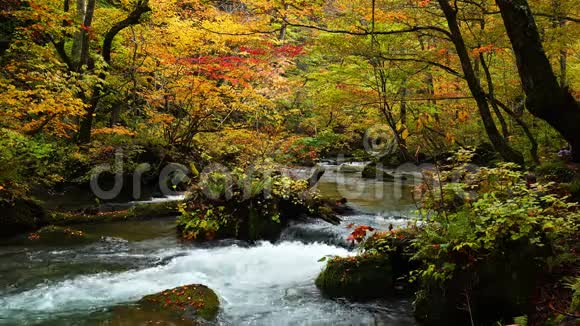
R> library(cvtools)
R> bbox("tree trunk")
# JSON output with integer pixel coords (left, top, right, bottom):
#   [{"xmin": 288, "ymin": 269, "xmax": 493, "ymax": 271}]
[
  {"xmin": 560, "ymin": 50, "xmax": 567, "ymax": 88},
  {"xmin": 76, "ymin": 0, "xmax": 151, "ymax": 143},
  {"xmin": 479, "ymin": 54, "xmax": 510, "ymax": 140},
  {"xmin": 279, "ymin": 3, "xmax": 289, "ymax": 41},
  {"xmin": 551, "ymin": 0, "xmax": 568, "ymax": 88},
  {"xmin": 71, "ymin": 0, "xmax": 87, "ymax": 66},
  {"xmin": 495, "ymin": 0, "xmax": 580, "ymax": 162},
  {"xmin": 77, "ymin": 96, "xmax": 97, "ymax": 144},
  {"xmin": 437, "ymin": 0, "xmax": 523, "ymax": 164},
  {"xmin": 78, "ymin": 0, "xmax": 96, "ymax": 69},
  {"xmin": 400, "ymin": 83, "xmax": 407, "ymax": 127}
]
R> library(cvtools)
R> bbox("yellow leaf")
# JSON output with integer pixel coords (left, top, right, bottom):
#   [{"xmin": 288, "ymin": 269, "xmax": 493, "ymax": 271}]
[
  {"xmin": 189, "ymin": 163, "xmax": 199, "ymax": 177},
  {"xmin": 396, "ymin": 121, "xmax": 403, "ymax": 132}
]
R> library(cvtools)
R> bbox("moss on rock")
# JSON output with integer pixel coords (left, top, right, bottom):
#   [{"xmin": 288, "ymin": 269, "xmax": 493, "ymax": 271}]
[
  {"xmin": 315, "ymin": 254, "xmax": 393, "ymax": 300},
  {"xmin": 138, "ymin": 284, "xmax": 219, "ymax": 322},
  {"xmin": 177, "ymin": 171, "xmax": 340, "ymax": 241},
  {"xmin": 107, "ymin": 306, "xmax": 195, "ymax": 326}
]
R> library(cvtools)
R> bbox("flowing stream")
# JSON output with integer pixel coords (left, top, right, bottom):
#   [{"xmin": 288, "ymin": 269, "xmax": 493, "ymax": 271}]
[{"xmin": 0, "ymin": 167, "xmax": 419, "ymax": 325}]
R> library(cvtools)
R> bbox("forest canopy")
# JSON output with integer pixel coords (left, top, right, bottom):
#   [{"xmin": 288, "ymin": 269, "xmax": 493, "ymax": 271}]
[{"xmin": 0, "ymin": 0, "xmax": 579, "ymax": 192}]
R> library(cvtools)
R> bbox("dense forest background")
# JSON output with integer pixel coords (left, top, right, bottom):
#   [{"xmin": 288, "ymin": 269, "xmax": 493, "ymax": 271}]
[{"xmin": 1, "ymin": 0, "xmax": 579, "ymax": 197}]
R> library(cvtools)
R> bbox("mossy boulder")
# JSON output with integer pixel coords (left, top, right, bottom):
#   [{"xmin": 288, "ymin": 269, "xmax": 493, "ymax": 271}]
[
  {"xmin": 138, "ymin": 284, "xmax": 220, "ymax": 322},
  {"xmin": 177, "ymin": 171, "xmax": 340, "ymax": 241},
  {"xmin": 315, "ymin": 228, "xmax": 418, "ymax": 301},
  {"xmin": 27, "ymin": 225, "xmax": 96, "ymax": 246},
  {"xmin": 0, "ymin": 197, "xmax": 47, "ymax": 237},
  {"xmin": 315, "ymin": 254, "xmax": 393, "ymax": 300},
  {"xmin": 106, "ymin": 306, "xmax": 195, "ymax": 325}
]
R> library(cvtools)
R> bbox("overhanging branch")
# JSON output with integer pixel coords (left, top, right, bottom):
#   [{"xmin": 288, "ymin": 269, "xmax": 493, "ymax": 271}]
[
  {"xmin": 102, "ymin": 0, "xmax": 151, "ymax": 65},
  {"xmin": 379, "ymin": 56, "xmax": 464, "ymax": 79},
  {"xmin": 283, "ymin": 19, "xmax": 453, "ymax": 39}
]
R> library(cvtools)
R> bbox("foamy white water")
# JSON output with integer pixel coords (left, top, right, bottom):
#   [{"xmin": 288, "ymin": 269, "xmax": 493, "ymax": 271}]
[
  {"xmin": 0, "ymin": 242, "xmax": 375, "ymax": 325},
  {"xmin": 129, "ymin": 193, "xmax": 187, "ymax": 204}
]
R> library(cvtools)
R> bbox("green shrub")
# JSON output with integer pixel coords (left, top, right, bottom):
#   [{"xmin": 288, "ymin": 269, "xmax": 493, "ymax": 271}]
[
  {"xmin": 411, "ymin": 161, "xmax": 579, "ymax": 324},
  {"xmin": 0, "ymin": 129, "xmax": 67, "ymax": 193}
]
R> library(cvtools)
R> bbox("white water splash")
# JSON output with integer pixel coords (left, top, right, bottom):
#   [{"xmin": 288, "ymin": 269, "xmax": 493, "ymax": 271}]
[
  {"xmin": 130, "ymin": 193, "xmax": 187, "ymax": 204},
  {"xmin": 0, "ymin": 242, "xmax": 362, "ymax": 324}
]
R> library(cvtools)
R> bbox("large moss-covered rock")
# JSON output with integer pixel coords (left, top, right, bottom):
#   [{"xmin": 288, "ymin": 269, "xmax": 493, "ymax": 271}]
[
  {"xmin": 138, "ymin": 284, "xmax": 220, "ymax": 322},
  {"xmin": 315, "ymin": 228, "xmax": 418, "ymax": 301},
  {"xmin": 0, "ymin": 197, "xmax": 47, "ymax": 237},
  {"xmin": 129, "ymin": 201, "xmax": 180, "ymax": 218},
  {"xmin": 177, "ymin": 171, "xmax": 340, "ymax": 241},
  {"xmin": 106, "ymin": 306, "xmax": 195, "ymax": 326},
  {"xmin": 315, "ymin": 254, "xmax": 393, "ymax": 300}
]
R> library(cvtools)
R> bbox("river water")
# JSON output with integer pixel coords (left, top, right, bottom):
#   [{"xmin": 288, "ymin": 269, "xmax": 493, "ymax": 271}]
[{"xmin": 0, "ymin": 167, "xmax": 420, "ymax": 325}]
